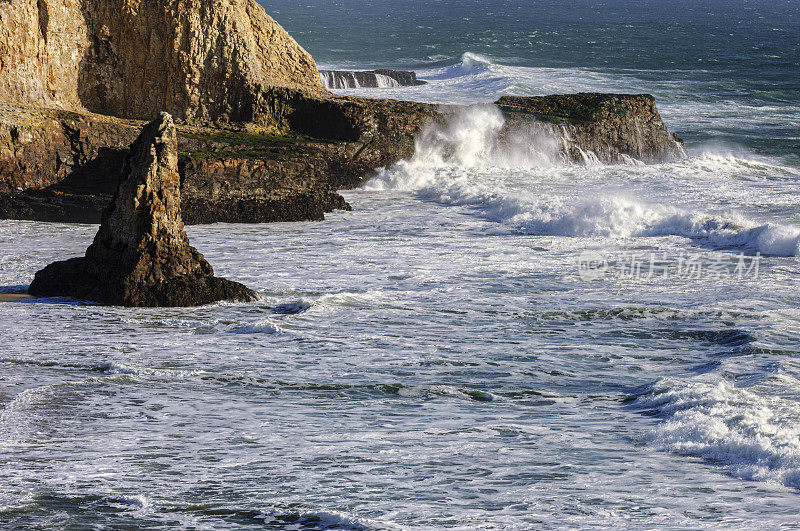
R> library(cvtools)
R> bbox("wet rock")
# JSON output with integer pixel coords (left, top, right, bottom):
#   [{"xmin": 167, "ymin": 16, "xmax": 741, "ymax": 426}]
[
  {"xmin": 319, "ymin": 69, "xmax": 426, "ymax": 89},
  {"xmin": 28, "ymin": 113, "xmax": 256, "ymax": 306},
  {"xmin": 496, "ymin": 93, "xmax": 684, "ymax": 164}
]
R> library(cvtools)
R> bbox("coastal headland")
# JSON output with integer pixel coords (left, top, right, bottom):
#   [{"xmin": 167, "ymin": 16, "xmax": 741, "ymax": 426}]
[{"xmin": 0, "ymin": 0, "xmax": 683, "ymax": 225}]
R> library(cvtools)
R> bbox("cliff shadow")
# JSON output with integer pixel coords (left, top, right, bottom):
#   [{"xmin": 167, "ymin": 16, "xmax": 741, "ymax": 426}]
[
  {"xmin": 285, "ymin": 97, "xmax": 361, "ymax": 142},
  {"xmin": 0, "ymin": 147, "xmax": 126, "ymax": 224},
  {"xmin": 55, "ymin": 147, "xmax": 127, "ymax": 195}
]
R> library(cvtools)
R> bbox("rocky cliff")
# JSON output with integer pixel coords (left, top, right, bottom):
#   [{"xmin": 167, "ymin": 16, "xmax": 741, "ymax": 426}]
[
  {"xmin": 0, "ymin": 91, "xmax": 686, "ymax": 223},
  {"xmin": 0, "ymin": 0, "xmax": 322, "ymax": 125},
  {"xmin": 0, "ymin": 0, "xmax": 684, "ymax": 225},
  {"xmin": 28, "ymin": 113, "xmax": 256, "ymax": 306},
  {"xmin": 0, "ymin": 0, "xmax": 439, "ymax": 221}
]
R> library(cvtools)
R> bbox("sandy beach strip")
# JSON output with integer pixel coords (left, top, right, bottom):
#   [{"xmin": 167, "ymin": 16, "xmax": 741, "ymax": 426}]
[{"xmin": 0, "ymin": 294, "xmax": 32, "ymax": 302}]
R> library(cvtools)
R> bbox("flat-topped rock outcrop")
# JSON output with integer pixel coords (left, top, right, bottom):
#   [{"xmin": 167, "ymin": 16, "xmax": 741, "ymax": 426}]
[
  {"xmin": 319, "ymin": 69, "xmax": 426, "ymax": 89},
  {"xmin": 0, "ymin": 104, "xmax": 352, "ymax": 223},
  {"xmin": 496, "ymin": 93, "xmax": 684, "ymax": 164},
  {"xmin": 0, "ymin": 91, "xmax": 686, "ymax": 223},
  {"xmin": 28, "ymin": 113, "xmax": 256, "ymax": 306}
]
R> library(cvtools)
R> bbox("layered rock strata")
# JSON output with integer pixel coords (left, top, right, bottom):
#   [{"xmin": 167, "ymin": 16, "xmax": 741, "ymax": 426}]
[
  {"xmin": 0, "ymin": 104, "xmax": 353, "ymax": 223},
  {"xmin": 28, "ymin": 113, "xmax": 256, "ymax": 306}
]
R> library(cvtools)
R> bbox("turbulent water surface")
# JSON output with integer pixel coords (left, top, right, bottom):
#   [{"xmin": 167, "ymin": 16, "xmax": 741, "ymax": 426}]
[{"xmin": 2, "ymin": 0, "xmax": 800, "ymax": 528}]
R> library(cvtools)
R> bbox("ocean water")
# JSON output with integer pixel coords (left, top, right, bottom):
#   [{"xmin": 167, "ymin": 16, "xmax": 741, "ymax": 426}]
[{"xmin": 3, "ymin": 0, "xmax": 800, "ymax": 528}]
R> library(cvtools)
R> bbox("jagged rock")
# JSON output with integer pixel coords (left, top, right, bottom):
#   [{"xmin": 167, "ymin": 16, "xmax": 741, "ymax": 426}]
[
  {"xmin": 28, "ymin": 113, "xmax": 256, "ymax": 306},
  {"xmin": 0, "ymin": 0, "xmax": 323, "ymax": 125},
  {"xmin": 252, "ymin": 87, "xmax": 439, "ymax": 188},
  {"xmin": 319, "ymin": 69, "xmax": 426, "ymax": 89}
]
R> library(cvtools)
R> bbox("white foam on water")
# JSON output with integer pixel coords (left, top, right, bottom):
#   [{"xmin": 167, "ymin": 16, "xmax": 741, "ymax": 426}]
[
  {"xmin": 270, "ymin": 299, "xmax": 312, "ymax": 315},
  {"xmin": 227, "ymin": 318, "xmax": 282, "ymax": 335},
  {"xmin": 263, "ymin": 508, "xmax": 396, "ymax": 530},
  {"xmin": 323, "ymin": 52, "xmax": 800, "ymax": 168},
  {"xmin": 0, "ymin": 381, "xmax": 86, "ymax": 447},
  {"xmin": 95, "ymin": 362, "xmax": 208, "ymax": 379},
  {"xmin": 323, "ymin": 52, "xmax": 637, "ymax": 105},
  {"xmin": 388, "ymin": 383, "xmax": 498, "ymax": 402},
  {"xmin": 320, "ymin": 71, "xmax": 362, "ymax": 90},
  {"xmin": 509, "ymin": 196, "xmax": 800, "ymax": 256},
  {"xmin": 375, "ymin": 73, "xmax": 401, "ymax": 88},
  {"xmin": 320, "ymin": 71, "xmax": 401, "ymax": 90},
  {"xmin": 314, "ymin": 290, "xmax": 394, "ymax": 310},
  {"xmin": 4, "ymin": 40, "xmax": 800, "ymax": 527},
  {"xmin": 110, "ymin": 493, "xmax": 156, "ymax": 516},
  {"xmin": 365, "ymin": 106, "xmax": 800, "ymax": 256},
  {"xmin": 0, "ymin": 385, "xmax": 53, "ymax": 428},
  {"xmin": 633, "ymin": 378, "xmax": 800, "ymax": 488}
]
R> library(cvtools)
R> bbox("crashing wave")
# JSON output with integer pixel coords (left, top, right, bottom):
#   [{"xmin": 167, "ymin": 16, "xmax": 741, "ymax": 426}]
[
  {"xmin": 365, "ymin": 106, "xmax": 800, "ymax": 256},
  {"xmin": 631, "ymin": 377, "xmax": 800, "ymax": 488}
]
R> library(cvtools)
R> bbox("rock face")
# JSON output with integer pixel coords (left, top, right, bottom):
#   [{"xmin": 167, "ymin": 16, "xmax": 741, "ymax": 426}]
[
  {"xmin": 28, "ymin": 113, "xmax": 256, "ymax": 306},
  {"xmin": 0, "ymin": 92, "xmax": 686, "ymax": 222},
  {"xmin": 0, "ymin": 104, "xmax": 352, "ymax": 223},
  {"xmin": 0, "ymin": 0, "xmax": 322, "ymax": 125},
  {"xmin": 319, "ymin": 69, "xmax": 426, "ymax": 89},
  {"xmin": 496, "ymin": 93, "xmax": 684, "ymax": 164},
  {"xmin": 247, "ymin": 87, "xmax": 438, "ymax": 188}
]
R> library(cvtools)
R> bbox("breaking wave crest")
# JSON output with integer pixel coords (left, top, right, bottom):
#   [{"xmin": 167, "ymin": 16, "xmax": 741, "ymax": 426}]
[
  {"xmin": 365, "ymin": 106, "xmax": 800, "ymax": 256},
  {"xmin": 510, "ymin": 196, "xmax": 800, "ymax": 256},
  {"xmin": 443, "ymin": 52, "xmax": 495, "ymax": 78},
  {"xmin": 631, "ymin": 378, "xmax": 800, "ymax": 489}
]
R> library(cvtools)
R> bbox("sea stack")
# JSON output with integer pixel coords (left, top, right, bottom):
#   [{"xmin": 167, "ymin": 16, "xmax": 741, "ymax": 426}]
[{"xmin": 28, "ymin": 113, "xmax": 256, "ymax": 307}]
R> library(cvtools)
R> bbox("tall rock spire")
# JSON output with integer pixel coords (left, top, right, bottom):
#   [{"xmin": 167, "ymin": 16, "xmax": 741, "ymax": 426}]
[{"xmin": 28, "ymin": 112, "xmax": 256, "ymax": 306}]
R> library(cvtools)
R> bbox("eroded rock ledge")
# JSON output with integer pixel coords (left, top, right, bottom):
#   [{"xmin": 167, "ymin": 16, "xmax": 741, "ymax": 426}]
[
  {"xmin": 0, "ymin": 104, "xmax": 354, "ymax": 224},
  {"xmin": 319, "ymin": 70, "xmax": 426, "ymax": 89},
  {"xmin": 28, "ymin": 113, "xmax": 256, "ymax": 306},
  {"xmin": 0, "ymin": 90, "xmax": 684, "ymax": 223}
]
